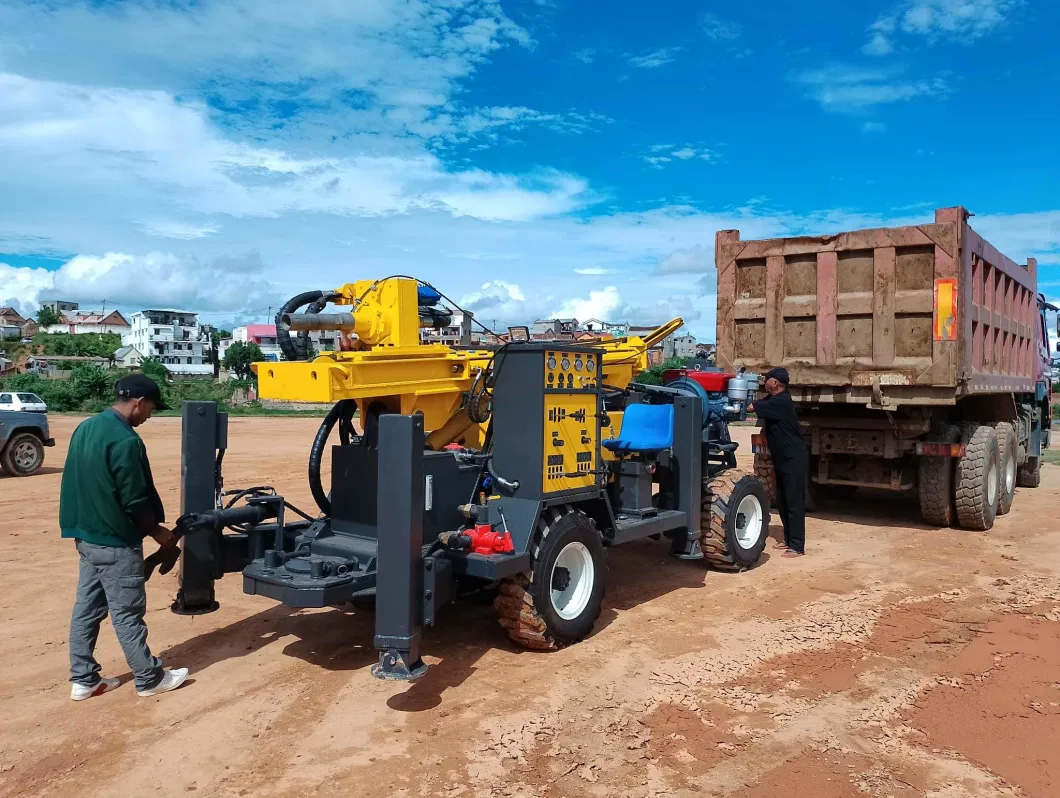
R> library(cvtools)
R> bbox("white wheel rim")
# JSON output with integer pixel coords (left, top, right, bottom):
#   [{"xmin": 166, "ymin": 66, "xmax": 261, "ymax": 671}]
[
  {"xmin": 987, "ymin": 461, "xmax": 998, "ymax": 507},
  {"xmin": 734, "ymin": 494, "xmax": 763, "ymax": 549},
  {"xmin": 13, "ymin": 441, "xmax": 39, "ymax": 470},
  {"xmin": 550, "ymin": 542, "xmax": 594, "ymax": 621},
  {"xmin": 1004, "ymin": 455, "xmax": 1015, "ymax": 494}
]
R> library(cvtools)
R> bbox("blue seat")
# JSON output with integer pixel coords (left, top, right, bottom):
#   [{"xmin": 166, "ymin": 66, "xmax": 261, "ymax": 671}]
[{"xmin": 602, "ymin": 403, "xmax": 674, "ymax": 454}]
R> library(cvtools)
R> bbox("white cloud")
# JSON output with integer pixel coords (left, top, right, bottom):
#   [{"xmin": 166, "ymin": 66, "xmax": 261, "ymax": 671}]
[
  {"xmin": 553, "ymin": 286, "xmax": 624, "ymax": 321},
  {"xmin": 864, "ymin": 0, "xmax": 1018, "ymax": 55},
  {"xmin": 642, "ymin": 143, "xmax": 719, "ymax": 167},
  {"xmin": 658, "ymin": 245, "xmax": 713, "ymax": 274},
  {"xmin": 628, "ymin": 47, "xmax": 683, "ymax": 69},
  {"xmin": 0, "ymin": 0, "xmax": 532, "ymax": 144},
  {"xmin": 574, "ymin": 267, "xmax": 619, "ymax": 275},
  {"xmin": 792, "ymin": 65, "xmax": 949, "ymax": 112},
  {"xmin": 700, "ymin": 13, "xmax": 741, "ymax": 41},
  {"xmin": 0, "ymin": 73, "xmax": 593, "ymax": 232},
  {"xmin": 572, "ymin": 47, "xmax": 596, "ymax": 64}
]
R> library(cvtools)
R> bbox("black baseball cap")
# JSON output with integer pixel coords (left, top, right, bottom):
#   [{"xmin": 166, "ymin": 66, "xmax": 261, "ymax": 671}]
[
  {"xmin": 763, "ymin": 367, "xmax": 790, "ymax": 385},
  {"xmin": 115, "ymin": 374, "xmax": 169, "ymax": 410}
]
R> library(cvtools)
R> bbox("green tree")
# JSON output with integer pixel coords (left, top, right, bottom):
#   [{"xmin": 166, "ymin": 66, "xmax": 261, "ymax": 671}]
[
  {"xmin": 139, "ymin": 356, "xmax": 169, "ymax": 386},
  {"xmin": 222, "ymin": 341, "xmax": 265, "ymax": 381},
  {"xmin": 636, "ymin": 356, "xmax": 689, "ymax": 386},
  {"xmin": 70, "ymin": 363, "xmax": 111, "ymax": 400},
  {"xmin": 36, "ymin": 306, "xmax": 61, "ymax": 328}
]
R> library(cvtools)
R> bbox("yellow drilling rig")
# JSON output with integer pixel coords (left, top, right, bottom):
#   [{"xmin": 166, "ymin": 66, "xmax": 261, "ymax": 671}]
[{"xmin": 173, "ymin": 277, "xmax": 768, "ymax": 679}]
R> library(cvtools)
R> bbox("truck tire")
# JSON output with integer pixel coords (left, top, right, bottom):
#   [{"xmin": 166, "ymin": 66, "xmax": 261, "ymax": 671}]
[
  {"xmin": 955, "ymin": 424, "xmax": 1000, "ymax": 531},
  {"xmin": 1016, "ymin": 426, "xmax": 1041, "ymax": 489},
  {"xmin": 1016, "ymin": 454, "xmax": 1040, "ymax": 488},
  {"xmin": 753, "ymin": 449, "xmax": 777, "ymax": 507},
  {"xmin": 991, "ymin": 421, "xmax": 1017, "ymax": 515},
  {"xmin": 918, "ymin": 424, "xmax": 958, "ymax": 527},
  {"xmin": 494, "ymin": 507, "xmax": 606, "ymax": 651},
  {"xmin": 0, "ymin": 433, "xmax": 45, "ymax": 477},
  {"xmin": 700, "ymin": 471, "xmax": 769, "ymax": 571}
]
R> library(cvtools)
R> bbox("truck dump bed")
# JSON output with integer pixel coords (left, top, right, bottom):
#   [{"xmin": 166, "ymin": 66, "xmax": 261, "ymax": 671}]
[{"xmin": 715, "ymin": 207, "xmax": 1039, "ymax": 404}]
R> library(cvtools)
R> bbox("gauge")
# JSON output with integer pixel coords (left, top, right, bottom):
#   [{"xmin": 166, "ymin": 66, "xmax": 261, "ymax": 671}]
[
  {"xmin": 561, "ymin": 357, "xmax": 570, "ymax": 370},
  {"xmin": 574, "ymin": 357, "xmax": 583, "ymax": 371},
  {"xmin": 547, "ymin": 355, "xmax": 557, "ymax": 369},
  {"xmin": 586, "ymin": 357, "xmax": 596, "ymax": 372}
]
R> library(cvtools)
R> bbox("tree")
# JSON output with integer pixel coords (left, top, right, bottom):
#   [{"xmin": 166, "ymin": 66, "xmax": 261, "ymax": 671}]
[
  {"xmin": 139, "ymin": 357, "xmax": 169, "ymax": 386},
  {"xmin": 222, "ymin": 341, "xmax": 265, "ymax": 381},
  {"xmin": 36, "ymin": 306, "xmax": 61, "ymax": 328},
  {"xmin": 636, "ymin": 356, "xmax": 689, "ymax": 386}
]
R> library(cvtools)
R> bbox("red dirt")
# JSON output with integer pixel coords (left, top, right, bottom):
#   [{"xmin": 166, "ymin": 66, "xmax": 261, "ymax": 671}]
[{"xmin": 2, "ymin": 418, "xmax": 1060, "ymax": 798}]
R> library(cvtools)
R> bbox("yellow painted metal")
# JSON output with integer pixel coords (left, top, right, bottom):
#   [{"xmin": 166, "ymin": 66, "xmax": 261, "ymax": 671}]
[
  {"xmin": 542, "ymin": 392, "xmax": 597, "ymax": 494},
  {"xmin": 255, "ymin": 275, "xmax": 682, "ymax": 449}
]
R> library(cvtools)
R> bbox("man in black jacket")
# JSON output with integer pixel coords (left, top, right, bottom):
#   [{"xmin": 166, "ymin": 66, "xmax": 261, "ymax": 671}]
[{"xmin": 749, "ymin": 367, "xmax": 808, "ymax": 557}]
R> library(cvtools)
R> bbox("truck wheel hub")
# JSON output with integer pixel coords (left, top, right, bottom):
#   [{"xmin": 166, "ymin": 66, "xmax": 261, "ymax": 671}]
[{"xmin": 13, "ymin": 441, "xmax": 38, "ymax": 470}]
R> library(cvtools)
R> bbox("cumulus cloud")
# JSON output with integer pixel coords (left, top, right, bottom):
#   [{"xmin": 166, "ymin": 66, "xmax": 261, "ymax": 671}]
[
  {"xmin": 863, "ymin": 0, "xmax": 1019, "ymax": 55},
  {"xmin": 3, "ymin": 250, "xmax": 281, "ymax": 314}
]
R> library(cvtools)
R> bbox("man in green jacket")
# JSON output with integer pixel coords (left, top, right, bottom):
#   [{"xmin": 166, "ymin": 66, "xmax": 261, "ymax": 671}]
[{"xmin": 61, "ymin": 374, "xmax": 189, "ymax": 700}]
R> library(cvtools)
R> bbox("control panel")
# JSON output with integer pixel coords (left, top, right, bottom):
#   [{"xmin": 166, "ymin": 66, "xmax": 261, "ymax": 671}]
[{"xmin": 544, "ymin": 350, "xmax": 598, "ymax": 393}]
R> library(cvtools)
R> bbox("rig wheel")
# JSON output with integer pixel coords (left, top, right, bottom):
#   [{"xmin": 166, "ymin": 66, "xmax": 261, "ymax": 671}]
[
  {"xmin": 700, "ymin": 470, "xmax": 769, "ymax": 571},
  {"xmin": 495, "ymin": 507, "xmax": 606, "ymax": 651},
  {"xmin": 991, "ymin": 421, "xmax": 1017, "ymax": 515},
  {"xmin": 753, "ymin": 448, "xmax": 777, "ymax": 508}
]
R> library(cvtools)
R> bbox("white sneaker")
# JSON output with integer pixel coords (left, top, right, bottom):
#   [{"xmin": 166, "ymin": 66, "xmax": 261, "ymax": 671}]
[
  {"xmin": 71, "ymin": 676, "xmax": 120, "ymax": 701},
  {"xmin": 137, "ymin": 667, "xmax": 189, "ymax": 697}
]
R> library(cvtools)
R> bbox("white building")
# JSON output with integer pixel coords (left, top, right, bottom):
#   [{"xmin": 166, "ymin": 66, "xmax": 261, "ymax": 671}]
[
  {"xmin": 40, "ymin": 300, "xmax": 80, "ymax": 315},
  {"xmin": 217, "ymin": 324, "xmax": 340, "ymax": 363},
  {"xmin": 420, "ymin": 311, "xmax": 476, "ymax": 347},
  {"xmin": 112, "ymin": 345, "xmax": 146, "ymax": 369},
  {"xmin": 664, "ymin": 332, "xmax": 698, "ymax": 359},
  {"xmin": 45, "ymin": 310, "xmax": 131, "ymax": 336},
  {"xmin": 123, "ymin": 309, "xmax": 212, "ymax": 375}
]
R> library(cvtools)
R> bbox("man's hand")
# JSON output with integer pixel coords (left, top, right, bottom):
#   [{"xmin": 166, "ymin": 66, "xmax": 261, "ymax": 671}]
[{"xmin": 151, "ymin": 525, "xmax": 177, "ymax": 548}]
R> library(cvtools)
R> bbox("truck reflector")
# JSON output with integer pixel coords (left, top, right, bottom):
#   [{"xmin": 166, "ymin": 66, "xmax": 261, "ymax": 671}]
[
  {"xmin": 933, "ymin": 278, "xmax": 958, "ymax": 341},
  {"xmin": 915, "ymin": 442, "xmax": 966, "ymax": 457}
]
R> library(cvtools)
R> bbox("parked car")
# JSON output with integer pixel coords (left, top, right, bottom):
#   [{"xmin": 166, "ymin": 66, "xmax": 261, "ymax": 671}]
[
  {"xmin": 0, "ymin": 392, "xmax": 48, "ymax": 413},
  {"xmin": 0, "ymin": 410, "xmax": 55, "ymax": 476}
]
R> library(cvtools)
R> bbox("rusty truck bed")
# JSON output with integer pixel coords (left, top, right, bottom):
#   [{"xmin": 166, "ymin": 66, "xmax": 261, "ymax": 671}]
[{"xmin": 714, "ymin": 207, "xmax": 1039, "ymax": 405}]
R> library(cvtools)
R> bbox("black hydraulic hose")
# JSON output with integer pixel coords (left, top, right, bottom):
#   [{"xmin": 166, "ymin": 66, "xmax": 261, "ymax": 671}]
[
  {"xmin": 275, "ymin": 290, "xmax": 325, "ymax": 361},
  {"xmin": 309, "ymin": 400, "xmax": 355, "ymax": 516}
]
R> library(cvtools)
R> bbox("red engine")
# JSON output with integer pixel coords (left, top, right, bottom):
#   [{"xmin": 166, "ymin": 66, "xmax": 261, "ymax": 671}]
[{"xmin": 662, "ymin": 369, "xmax": 734, "ymax": 395}]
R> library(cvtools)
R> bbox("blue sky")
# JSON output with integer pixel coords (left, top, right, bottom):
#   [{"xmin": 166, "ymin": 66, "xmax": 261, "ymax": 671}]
[{"xmin": 0, "ymin": 0, "xmax": 1058, "ymax": 338}]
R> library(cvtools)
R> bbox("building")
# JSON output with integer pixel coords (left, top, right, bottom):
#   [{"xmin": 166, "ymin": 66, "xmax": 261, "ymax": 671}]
[
  {"xmin": 39, "ymin": 300, "xmax": 79, "ymax": 315},
  {"xmin": 19, "ymin": 320, "xmax": 39, "ymax": 339},
  {"xmin": 218, "ymin": 325, "xmax": 339, "ymax": 363},
  {"xmin": 45, "ymin": 310, "xmax": 131, "ymax": 336},
  {"xmin": 0, "ymin": 307, "xmax": 26, "ymax": 340},
  {"xmin": 123, "ymin": 309, "xmax": 212, "ymax": 375},
  {"xmin": 531, "ymin": 318, "xmax": 579, "ymax": 340},
  {"xmin": 25, "ymin": 354, "xmax": 112, "ymax": 377},
  {"xmin": 664, "ymin": 333, "xmax": 698, "ymax": 360},
  {"xmin": 420, "ymin": 310, "xmax": 476, "ymax": 347},
  {"xmin": 581, "ymin": 318, "xmax": 629, "ymax": 338},
  {"xmin": 112, "ymin": 345, "xmax": 146, "ymax": 369}
]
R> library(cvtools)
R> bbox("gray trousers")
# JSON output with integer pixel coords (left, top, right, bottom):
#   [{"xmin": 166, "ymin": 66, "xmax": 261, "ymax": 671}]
[{"xmin": 69, "ymin": 539, "xmax": 164, "ymax": 691}]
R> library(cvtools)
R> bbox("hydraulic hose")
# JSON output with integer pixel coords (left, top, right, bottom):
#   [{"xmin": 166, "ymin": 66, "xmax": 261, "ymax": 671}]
[
  {"xmin": 309, "ymin": 399, "xmax": 356, "ymax": 516},
  {"xmin": 276, "ymin": 290, "xmax": 331, "ymax": 361}
]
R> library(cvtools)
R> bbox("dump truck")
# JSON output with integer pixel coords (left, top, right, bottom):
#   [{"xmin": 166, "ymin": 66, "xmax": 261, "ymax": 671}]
[{"xmin": 715, "ymin": 206, "xmax": 1056, "ymax": 530}]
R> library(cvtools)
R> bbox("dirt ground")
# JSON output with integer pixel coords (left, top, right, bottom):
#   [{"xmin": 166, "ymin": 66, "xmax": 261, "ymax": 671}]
[{"xmin": 2, "ymin": 416, "xmax": 1060, "ymax": 798}]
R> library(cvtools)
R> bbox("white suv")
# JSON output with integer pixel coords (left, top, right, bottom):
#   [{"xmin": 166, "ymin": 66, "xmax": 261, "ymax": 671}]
[{"xmin": 0, "ymin": 392, "xmax": 48, "ymax": 413}]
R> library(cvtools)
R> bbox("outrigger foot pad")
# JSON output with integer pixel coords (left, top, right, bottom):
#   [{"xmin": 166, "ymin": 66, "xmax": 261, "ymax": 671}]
[{"xmin": 371, "ymin": 649, "xmax": 428, "ymax": 681}]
